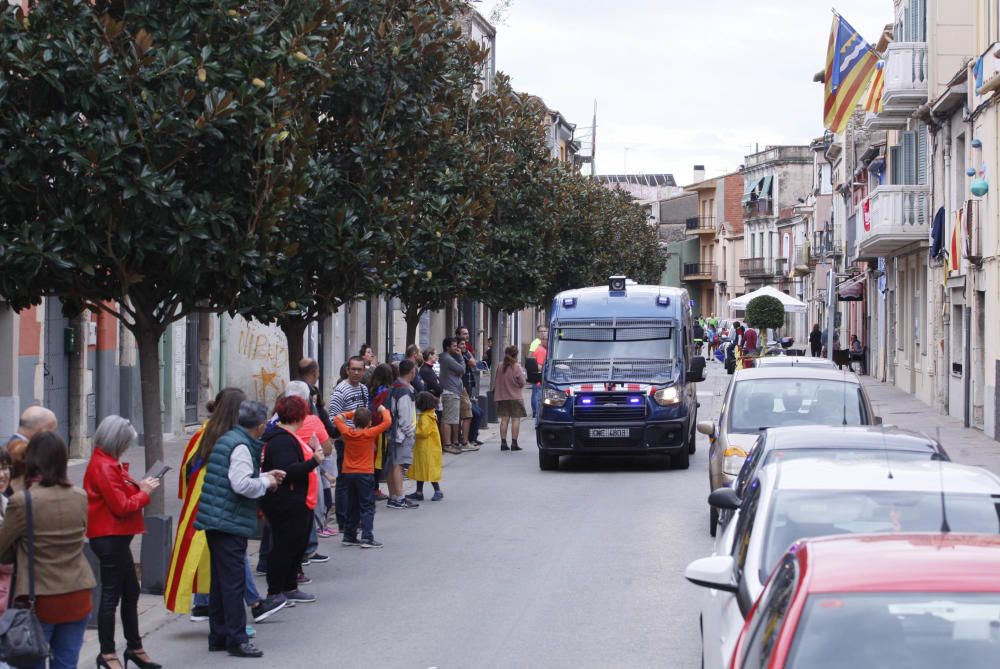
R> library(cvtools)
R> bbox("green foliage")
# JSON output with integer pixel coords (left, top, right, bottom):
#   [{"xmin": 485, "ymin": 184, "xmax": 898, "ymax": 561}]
[{"xmin": 746, "ymin": 295, "xmax": 785, "ymax": 330}]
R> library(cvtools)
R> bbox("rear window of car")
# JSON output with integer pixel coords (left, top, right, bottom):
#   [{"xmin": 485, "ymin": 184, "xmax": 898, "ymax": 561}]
[
  {"xmin": 728, "ymin": 378, "xmax": 866, "ymax": 433},
  {"xmin": 786, "ymin": 592, "xmax": 1000, "ymax": 668}
]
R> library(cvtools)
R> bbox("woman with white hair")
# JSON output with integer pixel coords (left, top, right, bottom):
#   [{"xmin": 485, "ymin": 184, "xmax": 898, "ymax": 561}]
[{"xmin": 84, "ymin": 415, "xmax": 161, "ymax": 669}]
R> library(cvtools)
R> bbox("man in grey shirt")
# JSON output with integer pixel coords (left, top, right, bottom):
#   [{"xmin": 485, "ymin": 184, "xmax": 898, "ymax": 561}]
[
  {"xmin": 439, "ymin": 337, "xmax": 466, "ymax": 454},
  {"xmin": 386, "ymin": 360, "xmax": 418, "ymax": 509}
]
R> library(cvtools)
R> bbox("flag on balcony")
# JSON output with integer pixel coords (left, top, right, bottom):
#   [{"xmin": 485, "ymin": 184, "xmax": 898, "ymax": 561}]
[
  {"xmin": 824, "ymin": 12, "xmax": 879, "ymax": 133},
  {"xmin": 949, "ymin": 209, "xmax": 962, "ymax": 272},
  {"xmin": 862, "ymin": 60, "xmax": 885, "ymax": 113}
]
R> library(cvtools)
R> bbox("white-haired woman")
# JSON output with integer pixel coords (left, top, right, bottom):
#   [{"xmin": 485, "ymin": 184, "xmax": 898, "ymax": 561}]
[{"xmin": 84, "ymin": 415, "xmax": 161, "ymax": 669}]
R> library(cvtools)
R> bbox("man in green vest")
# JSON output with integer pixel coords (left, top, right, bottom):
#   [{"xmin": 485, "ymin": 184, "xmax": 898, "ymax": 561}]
[{"xmin": 195, "ymin": 401, "xmax": 287, "ymax": 658}]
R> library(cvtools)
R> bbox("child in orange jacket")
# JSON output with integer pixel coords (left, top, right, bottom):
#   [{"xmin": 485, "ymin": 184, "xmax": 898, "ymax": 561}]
[{"xmin": 333, "ymin": 406, "xmax": 392, "ymax": 548}]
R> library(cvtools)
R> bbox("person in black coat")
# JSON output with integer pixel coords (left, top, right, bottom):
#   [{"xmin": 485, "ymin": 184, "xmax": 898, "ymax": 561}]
[
  {"xmin": 419, "ymin": 348, "xmax": 443, "ymax": 398},
  {"xmin": 260, "ymin": 396, "xmax": 324, "ymax": 603}
]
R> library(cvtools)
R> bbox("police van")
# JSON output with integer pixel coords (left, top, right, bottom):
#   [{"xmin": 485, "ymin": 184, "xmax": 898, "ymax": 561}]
[{"xmin": 536, "ymin": 277, "xmax": 706, "ymax": 470}]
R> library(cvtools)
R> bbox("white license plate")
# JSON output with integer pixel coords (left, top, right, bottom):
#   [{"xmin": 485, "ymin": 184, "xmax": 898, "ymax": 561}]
[{"xmin": 589, "ymin": 428, "xmax": 630, "ymax": 438}]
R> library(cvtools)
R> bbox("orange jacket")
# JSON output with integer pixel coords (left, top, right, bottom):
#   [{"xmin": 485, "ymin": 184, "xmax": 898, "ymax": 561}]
[{"xmin": 334, "ymin": 408, "xmax": 393, "ymax": 474}]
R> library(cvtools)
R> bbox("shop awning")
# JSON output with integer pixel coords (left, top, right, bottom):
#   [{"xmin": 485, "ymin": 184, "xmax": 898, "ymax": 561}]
[{"xmin": 837, "ymin": 273, "xmax": 867, "ymax": 302}]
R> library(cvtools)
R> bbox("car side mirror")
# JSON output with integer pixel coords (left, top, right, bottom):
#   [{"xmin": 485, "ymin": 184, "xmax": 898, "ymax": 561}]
[
  {"xmin": 685, "ymin": 555, "xmax": 738, "ymax": 593},
  {"xmin": 874, "ymin": 416, "xmax": 883, "ymax": 425},
  {"xmin": 697, "ymin": 420, "xmax": 716, "ymax": 436},
  {"xmin": 708, "ymin": 487, "xmax": 741, "ymax": 510},
  {"xmin": 688, "ymin": 355, "xmax": 706, "ymax": 382}
]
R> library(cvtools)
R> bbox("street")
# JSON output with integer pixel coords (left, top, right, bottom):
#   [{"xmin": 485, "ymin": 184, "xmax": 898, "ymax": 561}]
[{"xmin": 110, "ymin": 377, "xmax": 724, "ymax": 669}]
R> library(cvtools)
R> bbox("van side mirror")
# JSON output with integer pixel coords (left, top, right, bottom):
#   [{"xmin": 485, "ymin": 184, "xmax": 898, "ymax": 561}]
[{"xmin": 688, "ymin": 355, "xmax": 706, "ymax": 382}]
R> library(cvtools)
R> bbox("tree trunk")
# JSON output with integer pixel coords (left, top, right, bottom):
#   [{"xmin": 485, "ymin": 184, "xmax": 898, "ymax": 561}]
[
  {"xmin": 135, "ymin": 326, "xmax": 166, "ymax": 516},
  {"xmin": 404, "ymin": 305, "xmax": 421, "ymax": 348},
  {"xmin": 281, "ymin": 318, "xmax": 309, "ymax": 380}
]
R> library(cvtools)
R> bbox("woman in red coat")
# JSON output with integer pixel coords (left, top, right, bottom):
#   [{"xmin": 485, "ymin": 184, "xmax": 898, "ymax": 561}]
[{"xmin": 84, "ymin": 415, "xmax": 161, "ymax": 669}]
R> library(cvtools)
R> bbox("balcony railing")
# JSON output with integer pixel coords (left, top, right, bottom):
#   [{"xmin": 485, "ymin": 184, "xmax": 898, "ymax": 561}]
[
  {"xmin": 793, "ymin": 244, "xmax": 811, "ymax": 274},
  {"xmin": 881, "ymin": 42, "xmax": 928, "ymax": 118},
  {"xmin": 739, "ymin": 257, "xmax": 773, "ymax": 278},
  {"xmin": 773, "ymin": 258, "xmax": 788, "ymax": 277},
  {"xmin": 857, "ymin": 184, "xmax": 930, "ymax": 257},
  {"xmin": 743, "ymin": 197, "xmax": 773, "ymax": 218},
  {"xmin": 812, "ymin": 231, "xmax": 843, "ymax": 258},
  {"xmin": 683, "ymin": 262, "xmax": 716, "ymax": 280},
  {"xmin": 685, "ymin": 216, "xmax": 716, "ymax": 234}
]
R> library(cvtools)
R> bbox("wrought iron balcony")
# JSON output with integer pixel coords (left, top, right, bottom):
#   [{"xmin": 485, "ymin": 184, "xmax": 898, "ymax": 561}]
[
  {"xmin": 857, "ymin": 184, "xmax": 930, "ymax": 257},
  {"xmin": 812, "ymin": 231, "xmax": 843, "ymax": 258},
  {"xmin": 685, "ymin": 216, "xmax": 716, "ymax": 235},
  {"xmin": 683, "ymin": 263, "xmax": 716, "ymax": 281},
  {"xmin": 739, "ymin": 257, "xmax": 773, "ymax": 279}
]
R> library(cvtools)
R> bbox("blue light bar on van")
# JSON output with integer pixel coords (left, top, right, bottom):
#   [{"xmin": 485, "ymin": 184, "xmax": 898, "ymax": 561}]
[
  {"xmin": 563, "ymin": 297, "xmax": 577, "ymax": 308},
  {"xmin": 656, "ymin": 295, "xmax": 670, "ymax": 306}
]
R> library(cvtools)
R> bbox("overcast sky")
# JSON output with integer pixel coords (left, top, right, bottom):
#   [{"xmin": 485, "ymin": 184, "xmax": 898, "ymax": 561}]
[{"xmin": 480, "ymin": 1, "xmax": 891, "ymax": 184}]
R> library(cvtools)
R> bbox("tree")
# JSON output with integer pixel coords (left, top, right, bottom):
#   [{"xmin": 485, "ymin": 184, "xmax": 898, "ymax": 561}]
[
  {"xmin": 0, "ymin": 1, "xmax": 327, "ymax": 513},
  {"xmin": 746, "ymin": 295, "xmax": 786, "ymax": 331}
]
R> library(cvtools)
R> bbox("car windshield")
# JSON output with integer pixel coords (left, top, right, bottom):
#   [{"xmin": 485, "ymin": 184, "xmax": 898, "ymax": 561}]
[
  {"xmin": 728, "ymin": 378, "xmax": 865, "ymax": 433},
  {"xmin": 761, "ymin": 491, "xmax": 1000, "ymax": 581},
  {"xmin": 551, "ymin": 325, "xmax": 674, "ymax": 360},
  {"xmin": 787, "ymin": 592, "xmax": 1000, "ymax": 668}
]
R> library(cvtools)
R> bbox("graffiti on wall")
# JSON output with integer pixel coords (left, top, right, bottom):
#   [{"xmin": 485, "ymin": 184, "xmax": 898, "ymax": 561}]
[{"xmin": 227, "ymin": 317, "xmax": 288, "ymax": 405}]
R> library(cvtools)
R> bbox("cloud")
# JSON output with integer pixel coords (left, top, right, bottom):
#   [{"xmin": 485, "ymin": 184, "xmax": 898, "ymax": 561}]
[{"xmin": 484, "ymin": 0, "xmax": 891, "ymax": 182}]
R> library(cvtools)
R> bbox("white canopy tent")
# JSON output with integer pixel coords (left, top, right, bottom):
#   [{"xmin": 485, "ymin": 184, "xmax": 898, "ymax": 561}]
[{"xmin": 727, "ymin": 285, "xmax": 807, "ymax": 314}]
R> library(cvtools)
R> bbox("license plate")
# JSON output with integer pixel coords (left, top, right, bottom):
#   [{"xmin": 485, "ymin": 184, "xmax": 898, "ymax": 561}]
[{"xmin": 589, "ymin": 428, "xmax": 630, "ymax": 438}]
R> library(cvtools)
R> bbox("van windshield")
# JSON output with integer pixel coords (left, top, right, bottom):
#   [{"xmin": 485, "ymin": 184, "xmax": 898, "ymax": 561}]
[{"xmin": 551, "ymin": 325, "xmax": 674, "ymax": 361}]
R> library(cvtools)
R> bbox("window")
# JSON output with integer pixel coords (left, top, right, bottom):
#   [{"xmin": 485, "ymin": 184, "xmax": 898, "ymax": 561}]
[
  {"xmin": 951, "ymin": 301, "xmax": 964, "ymax": 375},
  {"xmin": 731, "ymin": 484, "xmax": 762, "ymax": 581},
  {"xmin": 738, "ymin": 554, "xmax": 799, "ymax": 669}
]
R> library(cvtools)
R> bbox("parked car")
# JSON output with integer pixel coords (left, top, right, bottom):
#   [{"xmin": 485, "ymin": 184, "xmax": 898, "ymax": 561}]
[
  {"xmin": 752, "ymin": 356, "xmax": 837, "ymax": 370},
  {"xmin": 722, "ymin": 425, "xmax": 950, "ymax": 529},
  {"xmin": 685, "ymin": 457, "xmax": 1000, "ymax": 669},
  {"xmin": 723, "ymin": 533, "xmax": 1000, "ymax": 668},
  {"xmin": 698, "ymin": 367, "xmax": 878, "ymax": 535}
]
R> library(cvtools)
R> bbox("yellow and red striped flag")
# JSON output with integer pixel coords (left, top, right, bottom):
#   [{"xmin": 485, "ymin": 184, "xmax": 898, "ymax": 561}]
[
  {"xmin": 862, "ymin": 60, "xmax": 885, "ymax": 113},
  {"xmin": 949, "ymin": 209, "xmax": 962, "ymax": 273},
  {"xmin": 824, "ymin": 13, "xmax": 880, "ymax": 133},
  {"xmin": 163, "ymin": 426, "xmax": 211, "ymax": 614}
]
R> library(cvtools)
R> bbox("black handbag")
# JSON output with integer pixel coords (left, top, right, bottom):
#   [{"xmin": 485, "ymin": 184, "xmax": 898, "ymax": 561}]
[{"xmin": 0, "ymin": 490, "xmax": 50, "ymax": 668}]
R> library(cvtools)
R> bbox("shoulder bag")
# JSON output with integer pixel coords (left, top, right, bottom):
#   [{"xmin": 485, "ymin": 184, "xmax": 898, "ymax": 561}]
[{"xmin": 0, "ymin": 489, "xmax": 50, "ymax": 667}]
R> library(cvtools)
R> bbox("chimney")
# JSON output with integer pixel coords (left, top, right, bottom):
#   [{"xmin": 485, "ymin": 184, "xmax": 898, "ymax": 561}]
[{"xmin": 693, "ymin": 164, "xmax": 706, "ymax": 183}]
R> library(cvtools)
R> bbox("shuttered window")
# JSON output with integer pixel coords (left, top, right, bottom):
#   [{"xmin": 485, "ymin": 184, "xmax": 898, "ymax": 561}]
[
  {"xmin": 917, "ymin": 123, "xmax": 928, "ymax": 185},
  {"xmin": 901, "ymin": 130, "xmax": 917, "ymax": 185},
  {"xmin": 890, "ymin": 145, "xmax": 902, "ymax": 185}
]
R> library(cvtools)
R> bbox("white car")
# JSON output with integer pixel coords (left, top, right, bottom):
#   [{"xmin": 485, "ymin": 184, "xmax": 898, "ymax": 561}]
[{"xmin": 685, "ymin": 457, "xmax": 1000, "ymax": 669}]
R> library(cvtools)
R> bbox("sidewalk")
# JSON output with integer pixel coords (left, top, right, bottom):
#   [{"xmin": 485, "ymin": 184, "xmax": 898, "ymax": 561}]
[{"xmin": 861, "ymin": 376, "xmax": 1000, "ymax": 476}]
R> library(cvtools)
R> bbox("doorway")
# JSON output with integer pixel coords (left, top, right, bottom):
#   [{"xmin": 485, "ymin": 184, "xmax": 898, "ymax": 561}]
[
  {"xmin": 43, "ymin": 299, "xmax": 70, "ymax": 444},
  {"xmin": 184, "ymin": 313, "xmax": 200, "ymax": 425},
  {"xmin": 973, "ymin": 291, "xmax": 985, "ymax": 429}
]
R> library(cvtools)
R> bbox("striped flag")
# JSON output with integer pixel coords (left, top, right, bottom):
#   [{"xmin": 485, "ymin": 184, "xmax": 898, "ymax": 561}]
[
  {"xmin": 863, "ymin": 60, "xmax": 885, "ymax": 113},
  {"xmin": 824, "ymin": 13, "xmax": 880, "ymax": 133},
  {"xmin": 949, "ymin": 209, "xmax": 962, "ymax": 273},
  {"xmin": 163, "ymin": 426, "xmax": 211, "ymax": 614}
]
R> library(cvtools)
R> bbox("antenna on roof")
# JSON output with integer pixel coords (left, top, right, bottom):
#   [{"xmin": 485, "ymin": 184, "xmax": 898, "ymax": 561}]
[
  {"xmin": 937, "ymin": 427, "xmax": 950, "ymax": 533},
  {"xmin": 880, "ymin": 424, "xmax": 893, "ymax": 480}
]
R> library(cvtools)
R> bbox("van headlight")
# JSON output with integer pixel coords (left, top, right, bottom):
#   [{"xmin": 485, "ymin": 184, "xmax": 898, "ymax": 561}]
[
  {"xmin": 723, "ymin": 447, "xmax": 747, "ymax": 476},
  {"xmin": 543, "ymin": 388, "xmax": 568, "ymax": 407},
  {"xmin": 653, "ymin": 387, "xmax": 680, "ymax": 406}
]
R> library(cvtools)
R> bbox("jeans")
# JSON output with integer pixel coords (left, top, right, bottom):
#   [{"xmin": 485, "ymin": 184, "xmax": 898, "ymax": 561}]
[
  {"xmin": 306, "ymin": 518, "xmax": 318, "ymax": 557},
  {"xmin": 205, "ymin": 531, "xmax": 249, "ymax": 650},
  {"xmin": 341, "ymin": 473, "xmax": 376, "ymax": 542},
  {"xmin": 89, "ymin": 535, "xmax": 141, "ymax": 654},
  {"xmin": 264, "ymin": 506, "xmax": 312, "ymax": 595},
  {"xmin": 468, "ymin": 400, "xmax": 482, "ymax": 443},
  {"xmin": 193, "ymin": 554, "xmax": 260, "ymax": 608},
  {"xmin": 531, "ymin": 384, "xmax": 542, "ymax": 418},
  {"xmin": 334, "ymin": 440, "xmax": 347, "ymax": 530},
  {"xmin": 34, "ymin": 617, "xmax": 88, "ymax": 669}
]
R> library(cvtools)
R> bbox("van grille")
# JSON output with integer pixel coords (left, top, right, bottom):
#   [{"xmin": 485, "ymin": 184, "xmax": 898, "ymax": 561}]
[{"xmin": 573, "ymin": 393, "xmax": 647, "ymax": 422}]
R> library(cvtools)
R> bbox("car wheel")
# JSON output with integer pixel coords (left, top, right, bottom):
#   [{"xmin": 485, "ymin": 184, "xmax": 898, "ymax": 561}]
[
  {"xmin": 709, "ymin": 506, "xmax": 718, "ymax": 537},
  {"xmin": 671, "ymin": 446, "xmax": 690, "ymax": 470},
  {"xmin": 538, "ymin": 450, "xmax": 559, "ymax": 471}
]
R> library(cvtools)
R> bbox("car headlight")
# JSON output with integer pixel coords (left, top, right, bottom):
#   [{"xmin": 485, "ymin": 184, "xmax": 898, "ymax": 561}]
[
  {"xmin": 722, "ymin": 447, "xmax": 747, "ymax": 476},
  {"xmin": 653, "ymin": 387, "xmax": 680, "ymax": 406},
  {"xmin": 543, "ymin": 388, "xmax": 568, "ymax": 407}
]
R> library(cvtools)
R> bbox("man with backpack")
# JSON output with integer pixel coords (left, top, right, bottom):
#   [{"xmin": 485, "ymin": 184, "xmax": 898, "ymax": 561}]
[{"xmin": 386, "ymin": 360, "xmax": 418, "ymax": 509}]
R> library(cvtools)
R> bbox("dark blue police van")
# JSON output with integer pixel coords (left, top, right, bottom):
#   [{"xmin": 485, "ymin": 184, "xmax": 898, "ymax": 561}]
[{"xmin": 535, "ymin": 277, "xmax": 706, "ymax": 470}]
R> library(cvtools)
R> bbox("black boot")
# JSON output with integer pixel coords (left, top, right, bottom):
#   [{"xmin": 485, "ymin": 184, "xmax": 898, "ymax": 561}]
[
  {"xmin": 500, "ymin": 440, "xmax": 509, "ymax": 451},
  {"xmin": 511, "ymin": 439, "xmax": 522, "ymax": 451}
]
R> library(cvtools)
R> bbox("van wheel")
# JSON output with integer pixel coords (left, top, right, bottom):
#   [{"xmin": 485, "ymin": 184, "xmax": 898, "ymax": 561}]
[
  {"xmin": 538, "ymin": 451, "xmax": 559, "ymax": 471},
  {"xmin": 709, "ymin": 506, "xmax": 718, "ymax": 537},
  {"xmin": 671, "ymin": 447, "xmax": 690, "ymax": 470}
]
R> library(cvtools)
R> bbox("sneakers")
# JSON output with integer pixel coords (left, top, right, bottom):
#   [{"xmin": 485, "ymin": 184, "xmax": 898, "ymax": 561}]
[
  {"xmin": 306, "ymin": 553, "xmax": 330, "ymax": 564},
  {"xmin": 431, "ymin": 490, "xmax": 444, "ymax": 501},
  {"xmin": 251, "ymin": 594, "xmax": 287, "ymax": 623},
  {"xmin": 473, "ymin": 439, "xmax": 484, "ymax": 446},
  {"xmin": 190, "ymin": 605, "xmax": 209, "ymax": 622},
  {"xmin": 405, "ymin": 491, "xmax": 424, "ymax": 501},
  {"xmin": 443, "ymin": 444, "xmax": 462, "ymax": 454},
  {"xmin": 374, "ymin": 489, "xmax": 389, "ymax": 501},
  {"xmin": 245, "ymin": 626, "xmax": 256, "ymax": 638},
  {"xmin": 459, "ymin": 442, "xmax": 479, "ymax": 452},
  {"xmin": 360, "ymin": 538, "xmax": 383, "ymax": 549},
  {"xmin": 283, "ymin": 589, "xmax": 316, "ymax": 604},
  {"xmin": 297, "ymin": 573, "xmax": 312, "ymax": 585},
  {"xmin": 341, "ymin": 536, "xmax": 362, "ymax": 547},
  {"xmin": 387, "ymin": 498, "xmax": 419, "ymax": 509},
  {"xmin": 318, "ymin": 527, "xmax": 339, "ymax": 538}
]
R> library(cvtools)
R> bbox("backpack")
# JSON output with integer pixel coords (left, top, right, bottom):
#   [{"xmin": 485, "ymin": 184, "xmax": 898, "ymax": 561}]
[{"xmin": 525, "ymin": 356, "xmax": 541, "ymax": 384}]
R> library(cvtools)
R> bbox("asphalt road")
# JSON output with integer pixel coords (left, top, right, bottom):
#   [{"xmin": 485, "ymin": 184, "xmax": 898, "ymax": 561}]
[{"xmin": 142, "ymin": 366, "xmax": 727, "ymax": 669}]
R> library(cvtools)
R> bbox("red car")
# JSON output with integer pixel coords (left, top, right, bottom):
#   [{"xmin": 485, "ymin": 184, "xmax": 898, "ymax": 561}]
[{"xmin": 728, "ymin": 533, "xmax": 1000, "ymax": 668}]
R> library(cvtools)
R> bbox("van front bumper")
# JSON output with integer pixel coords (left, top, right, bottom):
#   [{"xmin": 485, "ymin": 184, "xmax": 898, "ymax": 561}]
[{"xmin": 535, "ymin": 419, "xmax": 689, "ymax": 456}]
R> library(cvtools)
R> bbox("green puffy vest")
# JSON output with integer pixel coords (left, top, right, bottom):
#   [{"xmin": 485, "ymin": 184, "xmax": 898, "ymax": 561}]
[{"xmin": 194, "ymin": 425, "xmax": 262, "ymax": 538}]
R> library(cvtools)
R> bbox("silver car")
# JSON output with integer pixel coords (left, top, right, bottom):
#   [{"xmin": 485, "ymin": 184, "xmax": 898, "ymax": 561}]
[{"xmin": 698, "ymin": 367, "xmax": 878, "ymax": 535}]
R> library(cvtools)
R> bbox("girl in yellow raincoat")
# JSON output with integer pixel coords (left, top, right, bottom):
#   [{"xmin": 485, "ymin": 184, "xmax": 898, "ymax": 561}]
[{"xmin": 405, "ymin": 392, "xmax": 444, "ymax": 502}]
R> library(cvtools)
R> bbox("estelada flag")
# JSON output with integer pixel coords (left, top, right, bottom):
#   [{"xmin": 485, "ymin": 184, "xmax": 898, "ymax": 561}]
[
  {"xmin": 163, "ymin": 425, "xmax": 211, "ymax": 614},
  {"xmin": 863, "ymin": 60, "xmax": 885, "ymax": 113},
  {"xmin": 949, "ymin": 209, "xmax": 962, "ymax": 273},
  {"xmin": 824, "ymin": 13, "xmax": 880, "ymax": 133}
]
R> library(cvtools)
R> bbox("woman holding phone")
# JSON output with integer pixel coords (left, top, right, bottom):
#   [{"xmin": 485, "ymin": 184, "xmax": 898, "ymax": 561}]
[{"xmin": 84, "ymin": 415, "xmax": 161, "ymax": 669}]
